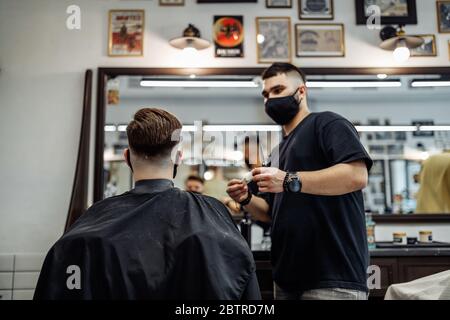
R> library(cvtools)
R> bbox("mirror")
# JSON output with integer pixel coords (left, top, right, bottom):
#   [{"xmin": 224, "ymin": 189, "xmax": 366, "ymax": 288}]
[{"xmin": 95, "ymin": 68, "xmax": 450, "ymax": 225}]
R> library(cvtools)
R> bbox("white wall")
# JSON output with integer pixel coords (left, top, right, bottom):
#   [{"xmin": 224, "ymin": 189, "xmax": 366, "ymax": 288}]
[{"xmin": 1, "ymin": 0, "xmax": 450, "ymax": 254}]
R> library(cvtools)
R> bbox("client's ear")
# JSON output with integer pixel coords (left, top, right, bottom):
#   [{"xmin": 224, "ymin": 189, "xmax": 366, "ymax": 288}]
[{"xmin": 124, "ymin": 148, "xmax": 133, "ymax": 171}]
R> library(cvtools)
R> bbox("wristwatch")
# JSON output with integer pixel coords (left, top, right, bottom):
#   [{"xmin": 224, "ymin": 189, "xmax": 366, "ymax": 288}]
[
  {"xmin": 238, "ymin": 192, "xmax": 253, "ymax": 207},
  {"xmin": 283, "ymin": 172, "xmax": 302, "ymax": 193}
]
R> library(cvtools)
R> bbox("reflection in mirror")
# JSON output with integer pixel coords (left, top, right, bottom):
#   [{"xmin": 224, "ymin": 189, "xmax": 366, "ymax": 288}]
[{"xmin": 102, "ymin": 73, "xmax": 450, "ymax": 219}]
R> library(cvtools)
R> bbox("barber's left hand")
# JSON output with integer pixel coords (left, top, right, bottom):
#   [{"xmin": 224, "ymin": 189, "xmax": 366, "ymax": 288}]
[{"xmin": 251, "ymin": 167, "xmax": 286, "ymax": 193}]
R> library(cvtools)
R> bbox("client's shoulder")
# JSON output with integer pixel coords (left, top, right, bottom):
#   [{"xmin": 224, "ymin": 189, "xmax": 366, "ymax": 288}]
[
  {"xmin": 87, "ymin": 191, "xmax": 133, "ymax": 211},
  {"xmin": 188, "ymin": 191, "xmax": 228, "ymax": 209},
  {"xmin": 175, "ymin": 190, "xmax": 232, "ymax": 219}
]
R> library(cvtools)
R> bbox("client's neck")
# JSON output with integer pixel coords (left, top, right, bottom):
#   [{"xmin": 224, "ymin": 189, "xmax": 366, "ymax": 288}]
[{"xmin": 133, "ymin": 166, "xmax": 173, "ymax": 182}]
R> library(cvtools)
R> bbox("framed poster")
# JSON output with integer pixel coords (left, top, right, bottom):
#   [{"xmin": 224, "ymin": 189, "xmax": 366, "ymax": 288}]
[
  {"xmin": 108, "ymin": 10, "xmax": 145, "ymax": 57},
  {"xmin": 159, "ymin": 0, "xmax": 185, "ymax": 6},
  {"xmin": 355, "ymin": 0, "xmax": 417, "ymax": 25},
  {"xmin": 266, "ymin": 0, "xmax": 292, "ymax": 8},
  {"xmin": 213, "ymin": 16, "xmax": 244, "ymax": 58},
  {"xmin": 256, "ymin": 17, "xmax": 291, "ymax": 63},
  {"xmin": 409, "ymin": 35, "xmax": 437, "ymax": 57},
  {"xmin": 295, "ymin": 24, "xmax": 345, "ymax": 57},
  {"xmin": 437, "ymin": 1, "xmax": 450, "ymax": 33},
  {"xmin": 299, "ymin": 0, "xmax": 334, "ymax": 20}
]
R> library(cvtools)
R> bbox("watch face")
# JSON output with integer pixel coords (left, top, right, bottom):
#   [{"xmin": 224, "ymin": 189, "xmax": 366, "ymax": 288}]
[{"xmin": 289, "ymin": 179, "xmax": 301, "ymax": 192}]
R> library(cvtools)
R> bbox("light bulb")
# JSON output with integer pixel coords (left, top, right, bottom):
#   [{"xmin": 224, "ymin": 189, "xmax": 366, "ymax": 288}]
[
  {"xmin": 183, "ymin": 46, "xmax": 197, "ymax": 54},
  {"xmin": 393, "ymin": 42, "xmax": 410, "ymax": 63},
  {"xmin": 257, "ymin": 34, "xmax": 265, "ymax": 44},
  {"xmin": 204, "ymin": 171, "xmax": 214, "ymax": 181}
]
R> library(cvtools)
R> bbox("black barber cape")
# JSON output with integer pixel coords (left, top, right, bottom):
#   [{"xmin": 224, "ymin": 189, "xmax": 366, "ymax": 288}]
[{"xmin": 34, "ymin": 179, "xmax": 260, "ymax": 300}]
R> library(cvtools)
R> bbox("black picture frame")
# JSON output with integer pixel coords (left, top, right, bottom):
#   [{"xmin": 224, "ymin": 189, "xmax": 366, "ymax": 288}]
[
  {"xmin": 299, "ymin": 0, "xmax": 334, "ymax": 20},
  {"xmin": 266, "ymin": 0, "xmax": 292, "ymax": 8},
  {"xmin": 437, "ymin": 1, "xmax": 450, "ymax": 33},
  {"xmin": 355, "ymin": 0, "xmax": 417, "ymax": 25}
]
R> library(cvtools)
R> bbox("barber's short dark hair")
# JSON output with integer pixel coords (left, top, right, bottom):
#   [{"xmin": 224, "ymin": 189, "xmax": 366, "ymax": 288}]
[
  {"xmin": 126, "ymin": 108, "xmax": 182, "ymax": 159},
  {"xmin": 185, "ymin": 175, "xmax": 204, "ymax": 185},
  {"xmin": 261, "ymin": 63, "xmax": 306, "ymax": 83}
]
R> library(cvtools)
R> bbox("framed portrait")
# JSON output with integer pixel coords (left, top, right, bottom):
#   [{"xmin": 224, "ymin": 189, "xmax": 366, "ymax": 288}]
[
  {"xmin": 295, "ymin": 23, "xmax": 345, "ymax": 57},
  {"xmin": 355, "ymin": 0, "xmax": 417, "ymax": 25},
  {"xmin": 266, "ymin": 0, "xmax": 292, "ymax": 8},
  {"xmin": 213, "ymin": 16, "xmax": 244, "ymax": 58},
  {"xmin": 409, "ymin": 35, "xmax": 437, "ymax": 57},
  {"xmin": 299, "ymin": 0, "xmax": 334, "ymax": 20},
  {"xmin": 437, "ymin": 1, "xmax": 450, "ymax": 33},
  {"xmin": 108, "ymin": 10, "xmax": 145, "ymax": 57},
  {"xmin": 159, "ymin": 0, "xmax": 185, "ymax": 6},
  {"xmin": 256, "ymin": 17, "xmax": 292, "ymax": 64}
]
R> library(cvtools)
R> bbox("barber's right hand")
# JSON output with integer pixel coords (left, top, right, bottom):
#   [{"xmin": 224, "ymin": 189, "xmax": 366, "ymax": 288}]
[{"xmin": 226, "ymin": 179, "xmax": 249, "ymax": 203}]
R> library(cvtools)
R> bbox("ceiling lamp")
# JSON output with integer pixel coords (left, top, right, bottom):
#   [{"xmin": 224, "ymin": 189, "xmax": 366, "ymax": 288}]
[
  {"xmin": 379, "ymin": 25, "xmax": 423, "ymax": 63},
  {"xmin": 169, "ymin": 24, "xmax": 210, "ymax": 51}
]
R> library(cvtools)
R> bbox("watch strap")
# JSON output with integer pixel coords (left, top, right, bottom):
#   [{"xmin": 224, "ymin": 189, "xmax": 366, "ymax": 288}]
[{"xmin": 239, "ymin": 191, "xmax": 253, "ymax": 206}]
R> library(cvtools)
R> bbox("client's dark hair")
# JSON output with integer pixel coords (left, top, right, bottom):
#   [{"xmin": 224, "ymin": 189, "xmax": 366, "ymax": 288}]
[
  {"xmin": 261, "ymin": 62, "xmax": 306, "ymax": 83},
  {"xmin": 126, "ymin": 108, "xmax": 182, "ymax": 159},
  {"xmin": 185, "ymin": 175, "xmax": 204, "ymax": 185}
]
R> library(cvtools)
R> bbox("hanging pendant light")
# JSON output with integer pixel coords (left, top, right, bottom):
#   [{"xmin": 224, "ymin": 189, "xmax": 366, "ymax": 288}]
[
  {"xmin": 169, "ymin": 24, "xmax": 210, "ymax": 51},
  {"xmin": 379, "ymin": 25, "xmax": 423, "ymax": 63}
]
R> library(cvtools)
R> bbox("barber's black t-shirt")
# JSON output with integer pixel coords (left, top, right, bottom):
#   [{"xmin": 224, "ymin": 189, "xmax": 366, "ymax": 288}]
[{"xmin": 258, "ymin": 111, "xmax": 373, "ymax": 293}]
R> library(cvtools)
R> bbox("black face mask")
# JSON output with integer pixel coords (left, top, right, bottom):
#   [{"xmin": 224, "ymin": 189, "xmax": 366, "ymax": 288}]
[
  {"xmin": 265, "ymin": 88, "xmax": 301, "ymax": 125},
  {"xmin": 172, "ymin": 164, "xmax": 178, "ymax": 179}
]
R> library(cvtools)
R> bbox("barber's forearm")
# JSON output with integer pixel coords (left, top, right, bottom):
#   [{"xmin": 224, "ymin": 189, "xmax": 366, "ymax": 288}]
[
  {"xmin": 243, "ymin": 195, "xmax": 271, "ymax": 223},
  {"xmin": 297, "ymin": 161, "xmax": 368, "ymax": 196}
]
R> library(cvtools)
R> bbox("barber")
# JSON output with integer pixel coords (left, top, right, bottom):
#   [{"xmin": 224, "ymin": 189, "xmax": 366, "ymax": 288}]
[{"xmin": 227, "ymin": 63, "xmax": 373, "ymax": 300}]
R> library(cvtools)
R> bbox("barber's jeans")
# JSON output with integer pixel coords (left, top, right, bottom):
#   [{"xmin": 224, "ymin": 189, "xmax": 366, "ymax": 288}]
[{"xmin": 274, "ymin": 283, "xmax": 368, "ymax": 300}]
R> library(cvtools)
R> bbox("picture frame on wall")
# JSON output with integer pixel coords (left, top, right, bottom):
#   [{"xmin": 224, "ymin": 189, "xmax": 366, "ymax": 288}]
[
  {"xmin": 295, "ymin": 23, "xmax": 345, "ymax": 57},
  {"xmin": 448, "ymin": 40, "xmax": 450, "ymax": 60},
  {"xmin": 437, "ymin": 1, "xmax": 450, "ymax": 33},
  {"xmin": 108, "ymin": 10, "xmax": 145, "ymax": 57},
  {"xmin": 213, "ymin": 16, "xmax": 244, "ymax": 57},
  {"xmin": 299, "ymin": 0, "xmax": 334, "ymax": 20},
  {"xmin": 409, "ymin": 35, "xmax": 437, "ymax": 57},
  {"xmin": 256, "ymin": 17, "xmax": 292, "ymax": 64},
  {"xmin": 355, "ymin": 0, "xmax": 417, "ymax": 25},
  {"xmin": 266, "ymin": 0, "xmax": 292, "ymax": 8},
  {"xmin": 159, "ymin": 0, "xmax": 185, "ymax": 6}
]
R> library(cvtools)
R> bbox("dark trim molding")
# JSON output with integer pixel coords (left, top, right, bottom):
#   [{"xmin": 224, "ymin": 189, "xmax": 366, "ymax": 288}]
[
  {"xmin": 94, "ymin": 66, "xmax": 450, "ymax": 204},
  {"xmin": 65, "ymin": 70, "xmax": 93, "ymax": 231},
  {"xmin": 94, "ymin": 69, "xmax": 107, "ymax": 203},
  {"xmin": 372, "ymin": 214, "xmax": 450, "ymax": 223}
]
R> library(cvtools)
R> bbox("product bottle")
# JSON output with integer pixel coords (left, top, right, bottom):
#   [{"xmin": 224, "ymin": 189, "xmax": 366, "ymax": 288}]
[{"xmin": 366, "ymin": 212, "xmax": 376, "ymax": 250}]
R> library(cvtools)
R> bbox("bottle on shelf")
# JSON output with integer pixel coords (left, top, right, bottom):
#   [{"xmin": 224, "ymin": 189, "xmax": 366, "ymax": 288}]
[{"xmin": 366, "ymin": 211, "xmax": 376, "ymax": 250}]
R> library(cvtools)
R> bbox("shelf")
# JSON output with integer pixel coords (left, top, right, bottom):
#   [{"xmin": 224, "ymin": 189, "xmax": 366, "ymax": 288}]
[{"xmin": 372, "ymin": 214, "xmax": 450, "ymax": 223}]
